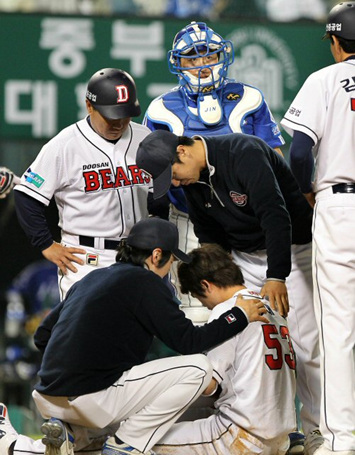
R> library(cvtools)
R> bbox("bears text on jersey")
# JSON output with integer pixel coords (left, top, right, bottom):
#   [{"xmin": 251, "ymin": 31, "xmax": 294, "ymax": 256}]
[{"xmin": 83, "ymin": 164, "xmax": 151, "ymax": 193}]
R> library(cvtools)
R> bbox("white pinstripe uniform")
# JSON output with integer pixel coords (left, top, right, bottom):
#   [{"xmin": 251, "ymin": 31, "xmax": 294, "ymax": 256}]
[
  {"xmin": 154, "ymin": 289, "xmax": 297, "ymax": 455},
  {"xmin": 10, "ymin": 355, "xmax": 212, "ymax": 455},
  {"xmin": 15, "ymin": 119, "xmax": 151, "ymax": 299},
  {"xmin": 282, "ymin": 57, "xmax": 355, "ymax": 452}
]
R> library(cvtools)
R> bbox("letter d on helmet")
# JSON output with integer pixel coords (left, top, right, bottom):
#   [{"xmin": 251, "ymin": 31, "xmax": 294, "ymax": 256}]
[{"xmin": 86, "ymin": 68, "xmax": 141, "ymax": 120}]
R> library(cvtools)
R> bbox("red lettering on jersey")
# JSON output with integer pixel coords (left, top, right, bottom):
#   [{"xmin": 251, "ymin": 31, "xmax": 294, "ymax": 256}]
[
  {"xmin": 262, "ymin": 324, "xmax": 296, "ymax": 371},
  {"xmin": 262, "ymin": 324, "xmax": 283, "ymax": 370},
  {"xmin": 100, "ymin": 169, "xmax": 114, "ymax": 189},
  {"xmin": 114, "ymin": 167, "xmax": 131, "ymax": 187},
  {"xmin": 351, "ymin": 98, "xmax": 355, "ymax": 111},
  {"xmin": 84, "ymin": 166, "xmax": 150, "ymax": 192},
  {"xmin": 280, "ymin": 325, "xmax": 296, "ymax": 370},
  {"xmin": 115, "ymin": 85, "xmax": 129, "ymax": 103},
  {"xmin": 83, "ymin": 171, "xmax": 100, "ymax": 192},
  {"xmin": 128, "ymin": 164, "xmax": 148, "ymax": 184}
]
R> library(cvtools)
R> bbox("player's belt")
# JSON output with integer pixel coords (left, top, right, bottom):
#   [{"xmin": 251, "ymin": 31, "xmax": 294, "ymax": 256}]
[
  {"xmin": 79, "ymin": 235, "xmax": 119, "ymax": 250},
  {"xmin": 332, "ymin": 183, "xmax": 355, "ymax": 193}
]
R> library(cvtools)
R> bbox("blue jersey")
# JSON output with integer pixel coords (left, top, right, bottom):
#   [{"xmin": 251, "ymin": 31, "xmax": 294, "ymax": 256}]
[
  {"xmin": 144, "ymin": 80, "xmax": 284, "ymax": 212},
  {"xmin": 7, "ymin": 260, "xmax": 60, "ymax": 316}
]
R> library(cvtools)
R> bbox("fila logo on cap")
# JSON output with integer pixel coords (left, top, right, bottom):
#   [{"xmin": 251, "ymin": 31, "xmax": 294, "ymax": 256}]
[{"xmin": 115, "ymin": 85, "xmax": 129, "ymax": 103}]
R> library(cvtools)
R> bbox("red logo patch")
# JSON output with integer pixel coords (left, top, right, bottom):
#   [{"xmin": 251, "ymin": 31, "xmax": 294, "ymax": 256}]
[
  {"xmin": 115, "ymin": 85, "xmax": 129, "ymax": 103},
  {"xmin": 351, "ymin": 98, "xmax": 355, "ymax": 112},
  {"xmin": 225, "ymin": 313, "xmax": 236, "ymax": 324},
  {"xmin": 230, "ymin": 191, "xmax": 247, "ymax": 206},
  {"xmin": 86, "ymin": 253, "xmax": 99, "ymax": 266}
]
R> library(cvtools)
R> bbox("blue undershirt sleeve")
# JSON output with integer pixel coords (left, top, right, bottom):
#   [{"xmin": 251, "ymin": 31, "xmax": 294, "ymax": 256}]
[{"xmin": 289, "ymin": 130, "xmax": 315, "ymax": 194}]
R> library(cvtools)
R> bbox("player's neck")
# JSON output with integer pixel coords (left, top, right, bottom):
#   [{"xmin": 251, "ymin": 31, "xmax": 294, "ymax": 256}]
[{"xmin": 216, "ymin": 285, "xmax": 246, "ymax": 305}]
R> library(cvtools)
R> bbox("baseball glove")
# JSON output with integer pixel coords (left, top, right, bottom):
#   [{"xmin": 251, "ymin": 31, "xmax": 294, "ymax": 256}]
[{"xmin": 0, "ymin": 167, "xmax": 20, "ymax": 199}]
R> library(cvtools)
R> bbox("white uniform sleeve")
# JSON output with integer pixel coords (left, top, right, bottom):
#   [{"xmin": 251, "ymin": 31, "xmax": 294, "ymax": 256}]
[
  {"xmin": 15, "ymin": 136, "xmax": 64, "ymax": 206},
  {"xmin": 281, "ymin": 72, "xmax": 326, "ymax": 145}
]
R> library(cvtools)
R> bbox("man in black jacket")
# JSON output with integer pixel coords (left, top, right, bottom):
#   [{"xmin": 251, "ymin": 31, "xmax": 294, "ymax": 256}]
[
  {"xmin": 136, "ymin": 130, "xmax": 322, "ymax": 449},
  {"xmin": 0, "ymin": 217, "xmax": 266, "ymax": 455}
]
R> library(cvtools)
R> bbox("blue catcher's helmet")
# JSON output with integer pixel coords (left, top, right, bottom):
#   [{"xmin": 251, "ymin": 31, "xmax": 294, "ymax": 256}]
[{"xmin": 168, "ymin": 22, "xmax": 234, "ymax": 95}]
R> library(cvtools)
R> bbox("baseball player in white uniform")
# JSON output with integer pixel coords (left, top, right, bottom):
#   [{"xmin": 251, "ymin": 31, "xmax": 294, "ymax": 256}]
[
  {"xmin": 0, "ymin": 220, "xmax": 269, "ymax": 455},
  {"xmin": 14, "ymin": 68, "xmax": 151, "ymax": 299},
  {"xmin": 281, "ymin": 3, "xmax": 355, "ymax": 454},
  {"xmin": 154, "ymin": 244, "xmax": 297, "ymax": 455},
  {"xmin": 143, "ymin": 21, "xmax": 284, "ymax": 325}
]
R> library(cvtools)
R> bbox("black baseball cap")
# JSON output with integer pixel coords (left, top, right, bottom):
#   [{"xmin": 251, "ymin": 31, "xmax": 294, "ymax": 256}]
[
  {"xmin": 86, "ymin": 68, "xmax": 141, "ymax": 120},
  {"xmin": 126, "ymin": 218, "xmax": 191, "ymax": 263},
  {"xmin": 136, "ymin": 130, "xmax": 179, "ymax": 199}
]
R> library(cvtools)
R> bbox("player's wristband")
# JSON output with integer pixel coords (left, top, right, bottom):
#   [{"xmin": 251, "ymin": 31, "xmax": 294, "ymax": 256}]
[
  {"xmin": 266, "ymin": 278, "xmax": 286, "ymax": 283},
  {"xmin": 235, "ymin": 305, "xmax": 249, "ymax": 323}
]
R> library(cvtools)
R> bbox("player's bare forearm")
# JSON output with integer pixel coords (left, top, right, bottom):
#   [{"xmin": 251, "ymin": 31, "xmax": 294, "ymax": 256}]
[
  {"xmin": 304, "ymin": 191, "xmax": 315, "ymax": 208},
  {"xmin": 42, "ymin": 242, "xmax": 86, "ymax": 275},
  {"xmin": 235, "ymin": 294, "xmax": 269, "ymax": 323},
  {"xmin": 260, "ymin": 281, "xmax": 289, "ymax": 317}
]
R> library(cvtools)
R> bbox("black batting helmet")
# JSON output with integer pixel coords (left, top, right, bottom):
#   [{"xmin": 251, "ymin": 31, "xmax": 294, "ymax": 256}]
[
  {"xmin": 86, "ymin": 68, "xmax": 141, "ymax": 120},
  {"xmin": 323, "ymin": 1, "xmax": 355, "ymax": 40}
]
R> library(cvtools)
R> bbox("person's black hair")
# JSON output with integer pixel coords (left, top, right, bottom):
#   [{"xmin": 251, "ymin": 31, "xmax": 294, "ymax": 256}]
[
  {"xmin": 116, "ymin": 239, "xmax": 172, "ymax": 268},
  {"xmin": 172, "ymin": 136, "xmax": 195, "ymax": 164},
  {"xmin": 330, "ymin": 34, "xmax": 355, "ymax": 53}
]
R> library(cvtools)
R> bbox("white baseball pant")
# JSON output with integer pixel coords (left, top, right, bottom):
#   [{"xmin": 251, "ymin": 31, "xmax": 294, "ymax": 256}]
[
  {"xmin": 59, "ymin": 232, "xmax": 118, "ymax": 300},
  {"xmin": 154, "ymin": 413, "xmax": 290, "ymax": 454},
  {"xmin": 27, "ymin": 355, "xmax": 212, "ymax": 454},
  {"xmin": 168, "ymin": 207, "xmax": 211, "ymax": 324},
  {"xmin": 313, "ymin": 189, "xmax": 355, "ymax": 452}
]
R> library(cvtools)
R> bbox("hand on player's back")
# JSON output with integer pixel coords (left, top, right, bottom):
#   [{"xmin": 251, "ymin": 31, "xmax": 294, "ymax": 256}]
[
  {"xmin": 235, "ymin": 294, "xmax": 269, "ymax": 323},
  {"xmin": 260, "ymin": 281, "xmax": 289, "ymax": 317},
  {"xmin": 42, "ymin": 242, "xmax": 86, "ymax": 275}
]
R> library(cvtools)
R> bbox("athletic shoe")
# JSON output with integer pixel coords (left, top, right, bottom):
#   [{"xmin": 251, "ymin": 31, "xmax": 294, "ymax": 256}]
[
  {"xmin": 102, "ymin": 436, "xmax": 156, "ymax": 454},
  {"xmin": 287, "ymin": 431, "xmax": 305, "ymax": 454},
  {"xmin": 41, "ymin": 417, "xmax": 75, "ymax": 455},
  {"xmin": 0, "ymin": 403, "xmax": 18, "ymax": 455},
  {"xmin": 304, "ymin": 429, "xmax": 324, "ymax": 455}
]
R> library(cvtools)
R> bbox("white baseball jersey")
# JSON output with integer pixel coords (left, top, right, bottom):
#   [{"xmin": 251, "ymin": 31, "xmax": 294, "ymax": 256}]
[
  {"xmin": 281, "ymin": 59, "xmax": 355, "ymax": 193},
  {"xmin": 208, "ymin": 289, "xmax": 296, "ymax": 440},
  {"xmin": 155, "ymin": 289, "xmax": 296, "ymax": 454},
  {"xmin": 282, "ymin": 57, "xmax": 355, "ymax": 451},
  {"xmin": 15, "ymin": 118, "xmax": 151, "ymax": 238},
  {"xmin": 14, "ymin": 118, "xmax": 151, "ymax": 298}
]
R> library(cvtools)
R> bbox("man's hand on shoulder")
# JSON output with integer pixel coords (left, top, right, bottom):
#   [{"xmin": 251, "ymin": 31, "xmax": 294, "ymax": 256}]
[
  {"xmin": 260, "ymin": 280, "xmax": 289, "ymax": 317},
  {"xmin": 235, "ymin": 294, "xmax": 269, "ymax": 323}
]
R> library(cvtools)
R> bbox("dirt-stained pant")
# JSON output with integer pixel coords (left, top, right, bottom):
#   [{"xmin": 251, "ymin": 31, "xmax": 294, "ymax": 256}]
[{"xmin": 154, "ymin": 413, "xmax": 290, "ymax": 455}]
